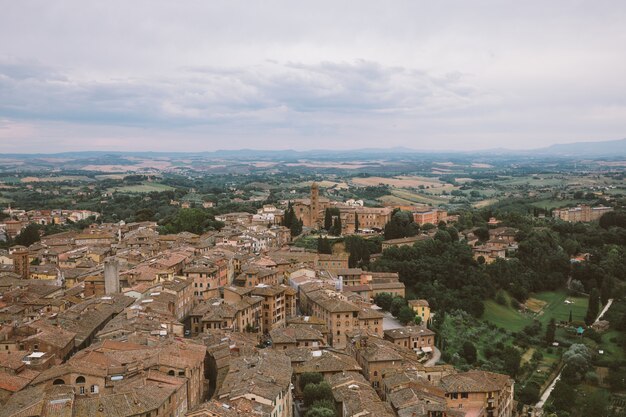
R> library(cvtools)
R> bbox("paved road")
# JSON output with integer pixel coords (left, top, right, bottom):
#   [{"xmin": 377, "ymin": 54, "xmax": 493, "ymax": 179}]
[
  {"xmin": 596, "ymin": 298, "xmax": 613, "ymax": 323},
  {"xmin": 382, "ymin": 311, "xmax": 403, "ymax": 330},
  {"xmin": 424, "ymin": 346, "xmax": 441, "ymax": 366},
  {"xmin": 536, "ymin": 373, "xmax": 561, "ymax": 408}
]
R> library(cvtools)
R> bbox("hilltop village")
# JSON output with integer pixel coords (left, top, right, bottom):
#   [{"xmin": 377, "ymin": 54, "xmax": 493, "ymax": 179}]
[{"xmin": 0, "ymin": 183, "xmax": 525, "ymax": 417}]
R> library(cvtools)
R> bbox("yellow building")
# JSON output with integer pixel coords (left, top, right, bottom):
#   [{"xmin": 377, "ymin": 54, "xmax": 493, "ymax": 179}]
[{"xmin": 408, "ymin": 299, "xmax": 431, "ymax": 324}]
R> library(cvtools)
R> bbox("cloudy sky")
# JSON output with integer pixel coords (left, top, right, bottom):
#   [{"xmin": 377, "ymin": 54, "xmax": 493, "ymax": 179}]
[{"xmin": 1, "ymin": 1, "xmax": 625, "ymax": 153}]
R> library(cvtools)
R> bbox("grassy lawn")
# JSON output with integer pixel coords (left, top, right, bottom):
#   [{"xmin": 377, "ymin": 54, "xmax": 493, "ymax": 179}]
[
  {"xmin": 482, "ymin": 291, "xmax": 589, "ymax": 331},
  {"xmin": 482, "ymin": 298, "xmax": 533, "ymax": 332},
  {"xmin": 532, "ymin": 291, "xmax": 588, "ymax": 325}
]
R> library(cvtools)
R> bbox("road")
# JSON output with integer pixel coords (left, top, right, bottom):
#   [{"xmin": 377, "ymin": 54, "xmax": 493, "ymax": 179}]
[
  {"xmin": 535, "ymin": 298, "xmax": 614, "ymax": 409},
  {"xmin": 596, "ymin": 298, "xmax": 613, "ymax": 323},
  {"xmin": 424, "ymin": 346, "xmax": 441, "ymax": 366},
  {"xmin": 382, "ymin": 311, "xmax": 403, "ymax": 330},
  {"xmin": 536, "ymin": 373, "xmax": 561, "ymax": 408}
]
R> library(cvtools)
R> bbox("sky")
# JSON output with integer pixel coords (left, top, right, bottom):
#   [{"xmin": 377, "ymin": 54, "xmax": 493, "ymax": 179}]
[{"xmin": 1, "ymin": 1, "xmax": 625, "ymax": 153}]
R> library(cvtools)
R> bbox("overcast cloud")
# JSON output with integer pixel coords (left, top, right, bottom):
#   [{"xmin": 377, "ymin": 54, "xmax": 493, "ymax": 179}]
[{"xmin": 0, "ymin": 0, "xmax": 625, "ymax": 152}]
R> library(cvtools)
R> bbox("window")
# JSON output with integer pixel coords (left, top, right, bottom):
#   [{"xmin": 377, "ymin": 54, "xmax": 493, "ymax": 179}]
[
  {"xmin": 337, "ymin": 330, "xmax": 340, "ymax": 335},
  {"xmin": 79, "ymin": 386, "xmax": 85, "ymax": 394},
  {"xmin": 461, "ymin": 392, "xmax": 468, "ymax": 399},
  {"xmin": 90, "ymin": 385, "xmax": 99, "ymax": 394},
  {"xmin": 76, "ymin": 376, "xmax": 86, "ymax": 384},
  {"xmin": 53, "ymin": 379, "xmax": 65, "ymax": 385}
]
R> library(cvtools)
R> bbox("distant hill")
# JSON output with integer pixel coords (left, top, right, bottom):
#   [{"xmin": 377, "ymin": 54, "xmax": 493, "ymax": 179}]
[
  {"xmin": 533, "ymin": 138, "xmax": 626, "ymax": 157},
  {"xmin": 1, "ymin": 139, "xmax": 625, "ymax": 159}
]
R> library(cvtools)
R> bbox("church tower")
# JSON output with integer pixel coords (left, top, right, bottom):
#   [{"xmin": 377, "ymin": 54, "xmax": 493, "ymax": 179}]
[{"xmin": 310, "ymin": 182, "xmax": 320, "ymax": 227}]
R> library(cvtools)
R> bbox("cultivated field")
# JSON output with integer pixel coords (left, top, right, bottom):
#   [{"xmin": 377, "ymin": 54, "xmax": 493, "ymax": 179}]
[
  {"xmin": 107, "ymin": 182, "xmax": 175, "ymax": 193},
  {"xmin": 351, "ymin": 175, "xmax": 449, "ymax": 188}
]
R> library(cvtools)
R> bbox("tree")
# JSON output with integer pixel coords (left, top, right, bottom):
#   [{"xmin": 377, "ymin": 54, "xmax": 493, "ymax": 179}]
[
  {"xmin": 303, "ymin": 382, "xmax": 333, "ymax": 407},
  {"xmin": 161, "ymin": 208, "xmax": 224, "ymax": 234},
  {"xmin": 518, "ymin": 381, "xmax": 541, "ymax": 405},
  {"xmin": 503, "ymin": 346, "xmax": 521, "ymax": 376},
  {"xmin": 461, "ymin": 341, "xmax": 477, "ymax": 364},
  {"xmin": 282, "ymin": 203, "xmax": 297, "ymax": 230},
  {"xmin": 373, "ymin": 293, "xmax": 393, "ymax": 311},
  {"xmin": 600, "ymin": 276, "xmax": 613, "ymax": 305},
  {"xmin": 317, "ymin": 237, "xmax": 332, "ymax": 254},
  {"xmin": 299, "ymin": 372, "xmax": 324, "ymax": 391},
  {"xmin": 384, "ymin": 211, "xmax": 419, "ymax": 240},
  {"xmin": 474, "ymin": 227, "xmax": 490, "ymax": 242},
  {"xmin": 585, "ymin": 288, "xmax": 600, "ymax": 325},
  {"xmin": 582, "ymin": 390, "xmax": 609, "ymax": 417},
  {"xmin": 390, "ymin": 297, "xmax": 406, "ymax": 316},
  {"xmin": 551, "ymin": 380, "xmax": 576, "ymax": 413},
  {"xmin": 291, "ymin": 218, "xmax": 303, "ymax": 237},
  {"xmin": 324, "ymin": 208, "xmax": 333, "ymax": 231},
  {"xmin": 14, "ymin": 224, "xmax": 41, "ymax": 247},
  {"xmin": 545, "ymin": 318, "xmax": 556, "ymax": 345},
  {"xmin": 306, "ymin": 402, "xmax": 336, "ymax": 417},
  {"xmin": 332, "ymin": 215, "xmax": 342, "ymax": 236},
  {"xmin": 354, "ymin": 212, "xmax": 359, "ymax": 232},
  {"xmin": 397, "ymin": 306, "xmax": 416, "ymax": 325}
]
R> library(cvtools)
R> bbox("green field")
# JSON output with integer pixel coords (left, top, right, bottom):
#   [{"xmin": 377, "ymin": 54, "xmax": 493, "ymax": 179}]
[
  {"xmin": 482, "ymin": 291, "xmax": 589, "ymax": 331},
  {"xmin": 532, "ymin": 291, "xmax": 588, "ymax": 325},
  {"xmin": 108, "ymin": 182, "xmax": 175, "ymax": 193}
]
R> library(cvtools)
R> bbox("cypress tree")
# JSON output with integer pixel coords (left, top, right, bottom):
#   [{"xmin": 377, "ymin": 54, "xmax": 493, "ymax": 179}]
[
  {"xmin": 324, "ymin": 208, "xmax": 332, "ymax": 231},
  {"xmin": 585, "ymin": 288, "xmax": 600, "ymax": 325},
  {"xmin": 546, "ymin": 318, "xmax": 556, "ymax": 344},
  {"xmin": 354, "ymin": 213, "xmax": 359, "ymax": 232}
]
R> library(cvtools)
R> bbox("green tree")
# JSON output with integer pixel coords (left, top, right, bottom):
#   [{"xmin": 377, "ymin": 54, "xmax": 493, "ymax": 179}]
[
  {"xmin": 373, "ymin": 293, "xmax": 393, "ymax": 311},
  {"xmin": 354, "ymin": 212, "xmax": 359, "ymax": 232},
  {"xmin": 306, "ymin": 404, "xmax": 336, "ymax": 417},
  {"xmin": 503, "ymin": 346, "xmax": 521, "ymax": 376},
  {"xmin": 474, "ymin": 227, "xmax": 490, "ymax": 242},
  {"xmin": 582, "ymin": 390, "xmax": 609, "ymax": 417},
  {"xmin": 161, "ymin": 208, "xmax": 223, "ymax": 234},
  {"xmin": 600, "ymin": 276, "xmax": 613, "ymax": 305},
  {"xmin": 324, "ymin": 208, "xmax": 333, "ymax": 231},
  {"xmin": 299, "ymin": 372, "xmax": 324, "ymax": 391},
  {"xmin": 384, "ymin": 210, "xmax": 419, "ymax": 240},
  {"xmin": 545, "ymin": 318, "xmax": 556, "ymax": 345},
  {"xmin": 291, "ymin": 218, "xmax": 303, "ymax": 237},
  {"xmin": 317, "ymin": 237, "xmax": 332, "ymax": 254},
  {"xmin": 390, "ymin": 297, "xmax": 406, "ymax": 316},
  {"xmin": 550, "ymin": 380, "xmax": 576, "ymax": 413},
  {"xmin": 397, "ymin": 306, "xmax": 416, "ymax": 325},
  {"xmin": 461, "ymin": 341, "xmax": 477, "ymax": 364},
  {"xmin": 518, "ymin": 382, "xmax": 540, "ymax": 405},
  {"xmin": 14, "ymin": 224, "xmax": 41, "ymax": 247},
  {"xmin": 303, "ymin": 382, "xmax": 333, "ymax": 407},
  {"xmin": 330, "ymin": 215, "xmax": 342, "ymax": 236},
  {"xmin": 585, "ymin": 288, "xmax": 600, "ymax": 325}
]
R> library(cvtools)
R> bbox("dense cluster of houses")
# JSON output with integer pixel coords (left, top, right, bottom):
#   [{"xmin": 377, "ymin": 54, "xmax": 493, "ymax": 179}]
[{"xmin": 0, "ymin": 188, "xmax": 516, "ymax": 417}]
